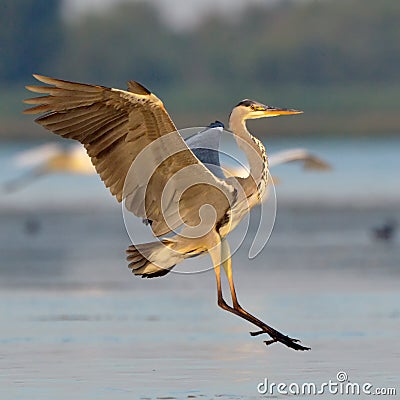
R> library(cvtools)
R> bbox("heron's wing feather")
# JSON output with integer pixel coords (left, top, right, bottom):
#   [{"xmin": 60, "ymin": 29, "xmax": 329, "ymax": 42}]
[
  {"xmin": 268, "ymin": 148, "xmax": 331, "ymax": 170},
  {"xmin": 24, "ymin": 75, "xmax": 235, "ymax": 236}
]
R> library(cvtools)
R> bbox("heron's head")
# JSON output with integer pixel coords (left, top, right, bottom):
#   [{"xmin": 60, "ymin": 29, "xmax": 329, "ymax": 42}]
[{"xmin": 231, "ymin": 99, "xmax": 303, "ymax": 122}]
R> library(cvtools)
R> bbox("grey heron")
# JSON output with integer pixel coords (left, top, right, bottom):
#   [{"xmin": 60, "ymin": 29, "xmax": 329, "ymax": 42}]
[{"xmin": 24, "ymin": 74, "xmax": 310, "ymax": 351}]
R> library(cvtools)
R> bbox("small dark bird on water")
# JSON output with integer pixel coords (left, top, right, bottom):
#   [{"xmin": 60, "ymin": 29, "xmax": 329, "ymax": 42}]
[
  {"xmin": 372, "ymin": 219, "xmax": 397, "ymax": 242},
  {"xmin": 24, "ymin": 218, "xmax": 41, "ymax": 235}
]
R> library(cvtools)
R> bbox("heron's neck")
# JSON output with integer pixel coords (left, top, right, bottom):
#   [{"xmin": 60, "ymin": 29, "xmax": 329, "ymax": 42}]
[{"xmin": 229, "ymin": 114, "xmax": 268, "ymax": 195}]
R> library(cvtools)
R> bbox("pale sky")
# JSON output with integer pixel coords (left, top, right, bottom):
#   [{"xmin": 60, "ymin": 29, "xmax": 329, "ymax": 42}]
[{"xmin": 62, "ymin": 0, "xmax": 283, "ymax": 30}]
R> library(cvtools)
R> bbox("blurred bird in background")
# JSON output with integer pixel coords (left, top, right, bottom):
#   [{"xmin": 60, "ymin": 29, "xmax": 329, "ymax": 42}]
[
  {"xmin": 372, "ymin": 219, "xmax": 397, "ymax": 242},
  {"xmin": 2, "ymin": 143, "xmax": 95, "ymax": 193},
  {"xmin": 3, "ymin": 122, "xmax": 330, "ymax": 192}
]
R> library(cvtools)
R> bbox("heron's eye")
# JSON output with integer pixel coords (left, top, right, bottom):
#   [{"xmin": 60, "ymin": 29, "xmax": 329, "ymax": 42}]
[{"xmin": 250, "ymin": 105, "xmax": 256, "ymax": 111}]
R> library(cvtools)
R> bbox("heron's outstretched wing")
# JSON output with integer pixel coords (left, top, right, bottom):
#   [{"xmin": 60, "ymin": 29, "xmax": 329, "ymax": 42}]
[
  {"xmin": 268, "ymin": 148, "xmax": 331, "ymax": 170},
  {"xmin": 24, "ymin": 75, "xmax": 235, "ymax": 236}
]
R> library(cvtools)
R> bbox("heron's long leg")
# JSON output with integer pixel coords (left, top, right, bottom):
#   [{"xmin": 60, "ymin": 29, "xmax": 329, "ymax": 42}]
[
  {"xmin": 211, "ymin": 238, "xmax": 310, "ymax": 351},
  {"xmin": 221, "ymin": 239, "xmax": 264, "ymax": 319},
  {"xmin": 213, "ymin": 243, "xmax": 237, "ymax": 313},
  {"xmin": 221, "ymin": 238, "xmax": 247, "ymax": 311}
]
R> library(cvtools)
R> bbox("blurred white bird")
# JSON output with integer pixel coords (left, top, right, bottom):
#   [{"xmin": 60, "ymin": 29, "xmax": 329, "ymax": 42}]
[
  {"xmin": 3, "ymin": 143, "xmax": 95, "ymax": 192},
  {"xmin": 223, "ymin": 147, "xmax": 331, "ymax": 178},
  {"xmin": 269, "ymin": 148, "xmax": 331, "ymax": 170},
  {"xmin": 3, "ymin": 134, "xmax": 330, "ymax": 193}
]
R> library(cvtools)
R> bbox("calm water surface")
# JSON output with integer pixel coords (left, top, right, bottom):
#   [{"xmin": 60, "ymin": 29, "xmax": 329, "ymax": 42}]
[{"xmin": 0, "ymin": 138, "xmax": 399, "ymax": 399}]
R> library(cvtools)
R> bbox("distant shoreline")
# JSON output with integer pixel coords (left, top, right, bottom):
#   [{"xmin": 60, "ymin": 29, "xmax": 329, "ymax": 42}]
[{"xmin": 1, "ymin": 112, "xmax": 399, "ymax": 141}]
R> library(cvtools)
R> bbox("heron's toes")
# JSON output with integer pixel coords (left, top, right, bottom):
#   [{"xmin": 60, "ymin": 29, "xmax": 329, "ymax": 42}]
[
  {"xmin": 249, "ymin": 329, "xmax": 264, "ymax": 337},
  {"xmin": 250, "ymin": 330, "xmax": 300, "ymax": 342},
  {"xmin": 250, "ymin": 329, "xmax": 310, "ymax": 351},
  {"xmin": 268, "ymin": 334, "xmax": 310, "ymax": 351}
]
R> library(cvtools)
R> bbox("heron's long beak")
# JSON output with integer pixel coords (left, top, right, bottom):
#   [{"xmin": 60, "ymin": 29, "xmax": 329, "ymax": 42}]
[
  {"xmin": 262, "ymin": 106, "xmax": 303, "ymax": 116},
  {"xmin": 249, "ymin": 103, "xmax": 303, "ymax": 119}
]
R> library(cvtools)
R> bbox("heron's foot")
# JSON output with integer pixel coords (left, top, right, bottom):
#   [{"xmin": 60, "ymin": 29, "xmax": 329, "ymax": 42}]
[
  {"xmin": 250, "ymin": 328, "xmax": 310, "ymax": 351},
  {"xmin": 263, "ymin": 335, "xmax": 310, "ymax": 351}
]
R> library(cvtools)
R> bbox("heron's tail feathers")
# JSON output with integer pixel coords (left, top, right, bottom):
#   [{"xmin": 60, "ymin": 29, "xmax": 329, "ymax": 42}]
[{"xmin": 126, "ymin": 238, "xmax": 203, "ymax": 278}]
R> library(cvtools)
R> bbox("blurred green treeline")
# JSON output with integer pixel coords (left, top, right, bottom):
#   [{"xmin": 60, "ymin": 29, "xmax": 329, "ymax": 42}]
[{"xmin": 1, "ymin": 0, "xmax": 400, "ymax": 139}]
